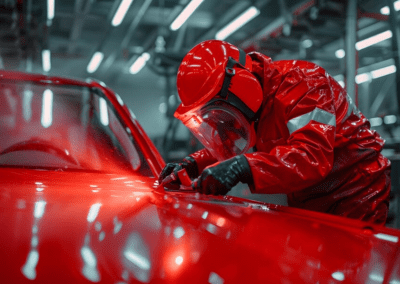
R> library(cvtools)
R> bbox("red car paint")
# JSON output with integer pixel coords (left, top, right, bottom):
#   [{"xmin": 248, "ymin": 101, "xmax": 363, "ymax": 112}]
[{"xmin": 0, "ymin": 71, "xmax": 400, "ymax": 283}]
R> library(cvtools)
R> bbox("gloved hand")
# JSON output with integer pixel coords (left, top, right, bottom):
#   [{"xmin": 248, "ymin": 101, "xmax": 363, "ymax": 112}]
[
  {"xmin": 158, "ymin": 156, "xmax": 198, "ymax": 185},
  {"xmin": 192, "ymin": 155, "xmax": 252, "ymax": 195}
]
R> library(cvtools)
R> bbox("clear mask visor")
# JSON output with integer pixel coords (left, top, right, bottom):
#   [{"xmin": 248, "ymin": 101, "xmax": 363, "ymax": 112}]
[{"xmin": 183, "ymin": 102, "xmax": 253, "ymax": 161}]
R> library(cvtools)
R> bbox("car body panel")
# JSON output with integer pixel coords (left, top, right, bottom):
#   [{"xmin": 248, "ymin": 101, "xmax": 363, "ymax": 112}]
[{"xmin": 1, "ymin": 71, "xmax": 400, "ymax": 283}]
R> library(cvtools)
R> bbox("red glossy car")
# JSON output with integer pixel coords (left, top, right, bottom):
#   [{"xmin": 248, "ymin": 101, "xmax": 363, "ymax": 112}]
[{"xmin": 0, "ymin": 70, "xmax": 400, "ymax": 284}]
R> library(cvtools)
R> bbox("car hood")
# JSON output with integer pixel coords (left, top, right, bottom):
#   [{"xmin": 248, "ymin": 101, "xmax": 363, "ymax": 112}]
[{"xmin": 0, "ymin": 168, "xmax": 400, "ymax": 284}]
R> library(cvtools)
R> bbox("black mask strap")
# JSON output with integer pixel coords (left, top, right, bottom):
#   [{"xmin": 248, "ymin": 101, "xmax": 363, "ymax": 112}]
[{"xmin": 219, "ymin": 48, "xmax": 247, "ymax": 99}]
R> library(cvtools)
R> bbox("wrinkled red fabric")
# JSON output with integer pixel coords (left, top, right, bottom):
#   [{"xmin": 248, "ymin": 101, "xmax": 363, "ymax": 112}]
[{"xmin": 190, "ymin": 52, "xmax": 391, "ymax": 225}]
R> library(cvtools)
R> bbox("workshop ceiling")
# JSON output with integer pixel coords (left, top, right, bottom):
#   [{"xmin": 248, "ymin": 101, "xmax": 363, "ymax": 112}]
[{"xmin": 0, "ymin": 0, "xmax": 395, "ymax": 85}]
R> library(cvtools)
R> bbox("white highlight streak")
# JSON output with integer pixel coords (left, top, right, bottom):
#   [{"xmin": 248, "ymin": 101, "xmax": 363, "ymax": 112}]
[
  {"xmin": 34, "ymin": 201, "xmax": 47, "ymax": 219},
  {"xmin": 87, "ymin": 52, "xmax": 104, "ymax": 73},
  {"xmin": 216, "ymin": 6, "xmax": 260, "ymax": 40},
  {"xmin": 111, "ymin": 0, "xmax": 134, "ymax": 26},
  {"xmin": 41, "ymin": 89, "xmax": 53, "ymax": 128},
  {"xmin": 129, "ymin": 53, "xmax": 150, "ymax": 74},
  {"xmin": 42, "ymin": 49, "xmax": 51, "ymax": 72},
  {"xmin": 170, "ymin": 0, "xmax": 204, "ymax": 31},
  {"xmin": 124, "ymin": 251, "xmax": 151, "ymax": 270},
  {"xmin": 99, "ymin": 97, "xmax": 109, "ymax": 126},
  {"xmin": 87, "ymin": 203, "xmax": 102, "ymax": 223}
]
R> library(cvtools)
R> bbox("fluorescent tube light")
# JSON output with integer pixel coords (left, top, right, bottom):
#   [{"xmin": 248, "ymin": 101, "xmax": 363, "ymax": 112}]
[
  {"xmin": 369, "ymin": 117, "xmax": 383, "ymax": 127},
  {"xmin": 42, "ymin": 49, "xmax": 51, "ymax": 72},
  {"xmin": 355, "ymin": 73, "xmax": 371, "ymax": 84},
  {"xmin": 41, "ymin": 89, "xmax": 53, "ymax": 128},
  {"xmin": 356, "ymin": 30, "xmax": 392, "ymax": 50},
  {"xmin": 370, "ymin": 65, "xmax": 396, "ymax": 79},
  {"xmin": 216, "ymin": 6, "xmax": 260, "ymax": 40},
  {"xmin": 384, "ymin": 115, "xmax": 397, "ymax": 125},
  {"xmin": 112, "ymin": 0, "xmax": 134, "ymax": 26},
  {"xmin": 170, "ymin": 0, "xmax": 204, "ymax": 31},
  {"xmin": 47, "ymin": 0, "xmax": 54, "ymax": 20},
  {"xmin": 87, "ymin": 52, "xmax": 104, "ymax": 73},
  {"xmin": 380, "ymin": 1, "xmax": 400, "ymax": 14},
  {"xmin": 129, "ymin": 52, "xmax": 150, "ymax": 74},
  {"xmin": 99, "ymin": 98, "xmax": 109, "ymax": 126}
]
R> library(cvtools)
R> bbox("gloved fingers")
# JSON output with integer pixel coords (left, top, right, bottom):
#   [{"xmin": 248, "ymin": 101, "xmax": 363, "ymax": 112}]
[
  {"xmin": 158, "ymin": 163, "xmax": 178, "ymax": 183},
  {"xmin": 192, "ymin": 175, "xmax": 210, "ymax": 195},
  {"xmin": 193, "ymin": 170, "xmax": 225, "ymax": 195}
]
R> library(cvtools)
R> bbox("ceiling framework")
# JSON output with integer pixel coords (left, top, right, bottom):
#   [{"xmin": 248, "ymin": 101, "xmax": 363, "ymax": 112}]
[{"xmin": 0, "ymin": 0, "xmax": 397, "ymax": 88}]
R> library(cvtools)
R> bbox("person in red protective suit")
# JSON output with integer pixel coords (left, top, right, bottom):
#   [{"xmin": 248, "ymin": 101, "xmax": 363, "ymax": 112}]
[{"xmin": 159, "ymin": 40, "xmax": 391, "ymax": 225}]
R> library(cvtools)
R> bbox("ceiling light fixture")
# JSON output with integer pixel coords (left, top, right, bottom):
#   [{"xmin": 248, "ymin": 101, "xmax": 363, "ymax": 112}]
[
  {"xmin": 170, "ymin": 0, "xmax": 204, "ymax": 31},
  {"xmin": 354, "ymin": 64, "xmax": 396, "ymax": 84},
  {"xmin": 129, "ymin": 52, "xmax": 150, "ymax": 74},
  {"xmin": 355, "ymin": 30, "xmax": 392, "ymax": 50},
  {"xmin": 41, "ymin": 90, "xmax": 53, "ymax": 128},
  {"xmin": 355, "ymin": 73, "xmax": 371, "ymax": 84},
  {"xmin": 335, "ymin": 30, "xmax": 393, "ymax": 57},
  {"xmin": 384, "ymin": 115, "xmax": 397, "ymax": 125},
  {"xmin": 87, "ymin": 52, "xmax": 104, "ymax": 73},
  {"xmin": 42, "ymin": 49, "xmax": 51, "ymax": 72},
  {"xmin": 370, "ymin": 65, "xmax": 397, "ymax": 79},
  {"xmin": 111, "ymin": 0, "xmax": 134, "ymax": 27},
  {"xmin": 369, "ymin": 117, "xmax": 383, "ymax": 127},
  {"xmin": 335, "ymin": 49, "xmax": 345, "ymax": 58},
  {"xmin": 380, "ymin": 0, "xmax": 400, "ymax": 14},
  {"xmin": 47, "ymin": 0, "xmax": 54, "ymax": 21},
  {"xmin": 215, "ymin": 6, "xmax": 260, "ymax": 40}
]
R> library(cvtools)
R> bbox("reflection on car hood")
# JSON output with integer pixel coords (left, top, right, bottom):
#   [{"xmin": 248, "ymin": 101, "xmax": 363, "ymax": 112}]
[{"xmin": 0, "ymin": 168, "xmax": 400, "ymax": 283}]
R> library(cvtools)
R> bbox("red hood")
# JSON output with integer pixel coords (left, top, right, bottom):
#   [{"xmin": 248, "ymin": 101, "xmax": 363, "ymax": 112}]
[{"xmin": 1, "ymin": 167, "xmax": 400, "ymax": 283}]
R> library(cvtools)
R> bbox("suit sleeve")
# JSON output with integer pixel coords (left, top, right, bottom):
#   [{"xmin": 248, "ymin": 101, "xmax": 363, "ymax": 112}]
[
  {"xmin": 245, "ymin": 69, "xmax": 336, "ymax": 194},
  {"xmin": 189, "ymin": 148, "xmax": 218, "ymax": 174}
]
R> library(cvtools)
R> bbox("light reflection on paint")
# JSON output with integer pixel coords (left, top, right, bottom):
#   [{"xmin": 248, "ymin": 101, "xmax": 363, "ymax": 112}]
[
  {"xmin": 209, "ymin": 271, "xmax": 224, "ymax": 284},
  {"xmin": 41, "ymin": 89, "xmax": 53, "ymax": 128},
  {"xmin": 369, "ymin": 273, "xmax": 384, "ymax": 282},
  {"xmin": 87, "ymin": 203, "xmax": 102, "ymax": 223},
  {"xmin": 202, "ymin": 211, "xmax": 208, "ymax": 219},
  {"xmin": 99, "ymin": 97, "xmax": 109, "ymax": 126},
  {"xmin": 81, "ymin": 246, "xmax": 100, "ymax": 282},
  {"xmin": 21, "ymin": 250, "xmax": 39, "ymax": 280},
  {"xmin": 124, "ymin": 251, "xmax": 151, "ymax": 270},
  {"xmin": 175, "ymin": 256, "xmax": 183, "ymax": 265},
  {"xmin": 331, "ymin": 271, "xmax": 345, "ymax": 281},
  {"xmin": 23, "ymin": 89, "xmax": 33, "ymax": 122},
  {"xmin": 173, "ymin": 227, "xmax": 185, "ymax": 239},
  {"xmin": 375, "ymin": 233, "xmax": 399, "ymax": 243},
  {"xmin": 113, "ymin": 216, "xmax": 123, "ymax": 234},
  {"xmin": 34, "ymin": 201, "xmax": 46, "ymax": 219},
  {"xmin": 216, "ymin": 217, "xmax": 226, "ymax": 227},
  {"xmin": 99, "ymin": 232, "xmax": 105, "ymax": 241},
  {"xmin": 206, "ymin": 223, "xmax": 217, "ymax": 235},
  {"xmin": 31, "ymin": 236, "xmax": 39, "ymax": 248}
]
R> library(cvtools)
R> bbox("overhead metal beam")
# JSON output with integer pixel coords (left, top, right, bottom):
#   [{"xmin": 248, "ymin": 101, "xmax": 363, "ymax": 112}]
[
  {"xmin": 370, "ymin": 76, "xmax": 395, "ymax": 117},
  {"xmin": 386, "ymin": 0, "xmax": 400, "ymax": 114},
  {"xmin": 345, "ymin": 0, "xmax": 357, "ymax": 104},
  {"xmin": 68, "ymin": 0, "xmax": 95, "ymax": 54},
  {"xmin": 197, "ymin": 1, "xmax": 251, "ymax": 43},
  {"xmin": 100, "ymin": 0, "xmax": 153, "ymax": 73},
  {"xmin": 240, "ymin": 0, "xmax": 315, "ymax": 50}
]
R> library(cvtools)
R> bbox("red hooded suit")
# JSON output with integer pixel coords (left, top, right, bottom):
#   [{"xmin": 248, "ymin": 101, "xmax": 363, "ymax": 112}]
[{"xmin": 189, "ymin": 52, "xmax": 391, "ymax": 225}]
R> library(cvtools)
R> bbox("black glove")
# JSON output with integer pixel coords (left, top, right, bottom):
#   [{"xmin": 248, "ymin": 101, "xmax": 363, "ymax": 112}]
[
  {"xmin": 158, "ymin": 156, "xmax": 198, "ymax": 185},
  {"xmin": 192, "ymin": 155, "xmax": 252, "ymax": 195}
]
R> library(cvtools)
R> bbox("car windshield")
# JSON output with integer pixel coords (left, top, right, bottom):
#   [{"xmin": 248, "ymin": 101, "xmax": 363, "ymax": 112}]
[{"xmin": 0, "ymin": 80, "xmax": 152, "ymax": 176}]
